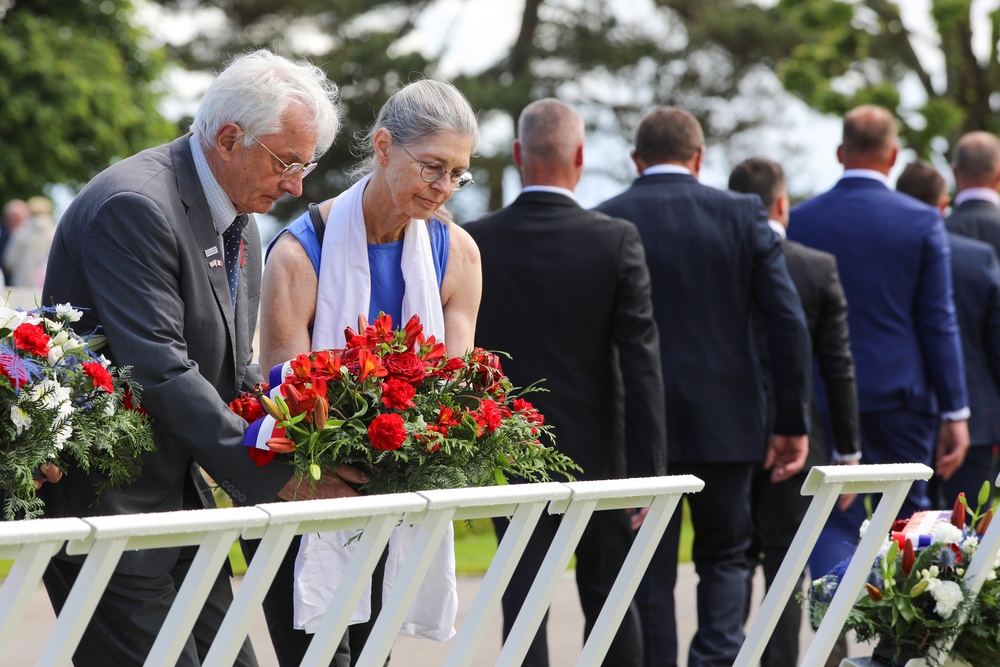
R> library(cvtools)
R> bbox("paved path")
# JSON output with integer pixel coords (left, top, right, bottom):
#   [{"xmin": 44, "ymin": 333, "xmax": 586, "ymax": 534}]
[{"xmin": 5, "ymin": 564, "xmax": 864, "ymax": 666}]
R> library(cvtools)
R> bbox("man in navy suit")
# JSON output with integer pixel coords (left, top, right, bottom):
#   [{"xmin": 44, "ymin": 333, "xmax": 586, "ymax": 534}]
[
  {"xmin": 897, "ymin": 158, "xmax": 1000, "ymax": 508},
  {"xmin": 596, "ymin": 108, "xmax": 811, "ymax": 667},
  {"xmin": 466, "ymin": 98, "xmax": 667, "ymax": 667},
  {"xmin": 730, "ymin": 157, "xmax": 861, "ymax": 667},
  {"xmin": 788, "ymin": 106, "xmax": 970, "ymax": 581},
  {"xmin": 947, "ymin": 131, "xmax": 1000, "ymax": 259}
]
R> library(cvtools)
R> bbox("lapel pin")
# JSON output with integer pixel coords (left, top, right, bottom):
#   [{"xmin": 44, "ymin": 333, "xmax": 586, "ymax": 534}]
[
  {"xmin": 205, "ymin": 246, "xmax": 219, "ymax": 258},
  {"xmin": 209, "ymin": 259, "xmax": 223, "ymax": 268}
]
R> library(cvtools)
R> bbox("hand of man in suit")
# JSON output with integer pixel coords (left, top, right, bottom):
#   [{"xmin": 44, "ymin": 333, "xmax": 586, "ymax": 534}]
[
  {"xmin": 31, "ymin": 461, "xmax": 62, "ymax": 489},
  {"xmin": 764, "ymin": 434, "xmax": 808, "ymax": 482},
  {"xmin": 936, "ymin": 420, "xmax": 971, "ymax": 481},
  {"xmin": 277, "ymin": 464, "xmax": 369, "ymax": 501}
]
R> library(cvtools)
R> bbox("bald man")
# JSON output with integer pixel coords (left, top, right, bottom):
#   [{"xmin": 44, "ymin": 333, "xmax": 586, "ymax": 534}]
[
  {"xmin": 789, "ymin": 106, "xmax": 970, "ymax": 589},
  {"xmin": 465, "ymin": 99, "xmax": 666, "ymax": 667},
  {"xmin": 947, "ymin": 131, "xmax": 1000, "ymax": 263}
]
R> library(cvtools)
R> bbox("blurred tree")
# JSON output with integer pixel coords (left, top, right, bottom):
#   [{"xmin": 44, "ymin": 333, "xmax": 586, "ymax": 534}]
[
  {"xmin": 668, "ymin": 0, "xmax": 998, "ymax": 160},
  {"xmin": 153, "ymin": 0, "xmax": 794, "ymax": 217},
  {"xmin": 0, "ymin": 0, "xmax": 174, "ymax": 205}
]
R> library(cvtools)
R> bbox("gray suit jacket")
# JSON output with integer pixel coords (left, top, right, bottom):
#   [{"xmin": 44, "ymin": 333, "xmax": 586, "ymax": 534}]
[{"xmin": 40, "ymin": 135, "xmax": 291, "ymax": 576}]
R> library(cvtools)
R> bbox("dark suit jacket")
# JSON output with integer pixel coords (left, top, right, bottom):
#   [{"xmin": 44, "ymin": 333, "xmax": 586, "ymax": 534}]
[
  {"xmin": 464, "ymin": 190, "xmax": 667, "ymax": 481},
  {"xmin": 947, "ymin": 233, "xmax": 1000, "ymax": 446},
  {"xmin": 40, "ymin": 135, "xmax": 291, "ymax": 576},
  {"xmin": 788, "ymin": 177, "xmax": 968, "ymax": 415},
  {"xmin": 754, "ymin": 237, "xmax": 861, "ymax": 468},
  {"xmin": 596, "ymin": 173, "xmax": 811, "ymax": 464},
  {"xmin": 947, "ymin": 198, "xmax": 1000, "ymax": 260}
]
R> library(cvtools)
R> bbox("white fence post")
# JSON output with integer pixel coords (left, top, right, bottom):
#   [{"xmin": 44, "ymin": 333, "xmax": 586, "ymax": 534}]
[{"xmin": 732, "ymin": 463, "xmax": 931, "ymax": 667}]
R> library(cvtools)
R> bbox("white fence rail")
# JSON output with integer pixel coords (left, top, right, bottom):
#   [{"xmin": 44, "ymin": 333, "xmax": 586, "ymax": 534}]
[{"xmin": 0, "ymin": 475, "xmax": 704, "ymax": 667}]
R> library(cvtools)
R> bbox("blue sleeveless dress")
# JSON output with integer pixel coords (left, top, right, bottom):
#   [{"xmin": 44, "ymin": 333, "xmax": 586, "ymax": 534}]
[{"xmin": 267, "ymin": 212, "xmax": 450, "ymax": 326}]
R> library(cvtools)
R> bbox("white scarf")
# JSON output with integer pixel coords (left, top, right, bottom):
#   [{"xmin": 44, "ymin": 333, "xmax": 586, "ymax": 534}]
[
  {"xmin": 312, "ymin": 173, "xmax": 445, "ymax": 348},
  {"xmin": 294, "ymin": 172, "xmax": 456, "ymax": 640}
]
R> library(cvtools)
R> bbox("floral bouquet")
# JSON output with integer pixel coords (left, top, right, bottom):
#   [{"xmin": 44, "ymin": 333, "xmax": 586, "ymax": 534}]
[
  {"xmin": 0, "ymin": 302, "xmax": 156, "ymax": 520},
  {"xmin": 230, "ymin": 313, "xmax": 580, "ymax": 495},
  {"xmin": 806, "ymin": 484, "xmax": 1000, "ymax": 667}
]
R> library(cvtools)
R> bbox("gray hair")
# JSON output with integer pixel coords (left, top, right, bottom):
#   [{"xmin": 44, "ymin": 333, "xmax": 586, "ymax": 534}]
[
  {"xmin": 191, "ymin": 49, "xmax": 342, "ymax": 158},
  {"xmin": 353, "ymin": 79, "xmax": 479, "ymax": 179}
]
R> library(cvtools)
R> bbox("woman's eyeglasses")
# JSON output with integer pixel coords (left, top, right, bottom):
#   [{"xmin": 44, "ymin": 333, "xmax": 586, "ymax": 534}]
[{"xmin": 397, "ymin": 144, "xmax": 474, "ymax": 190}]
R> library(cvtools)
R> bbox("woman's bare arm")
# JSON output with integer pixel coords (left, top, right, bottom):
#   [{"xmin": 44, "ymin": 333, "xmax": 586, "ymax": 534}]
[
  {"xmin": 259, "ymin": 232, "xmax": 318, "ymax": 372},
  {"xmin": 440, "ymin": 222, "xmax": 482, "ymax": 356}
]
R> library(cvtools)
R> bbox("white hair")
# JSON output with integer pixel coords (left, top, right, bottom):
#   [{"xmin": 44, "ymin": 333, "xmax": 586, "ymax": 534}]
[
  {"xmin": 353, "ymin": 79, "xmax": 479, "ymax": 178},
  {"xmin": 191, "ymin": 49, "xmax": 342, "ymax": 157}
]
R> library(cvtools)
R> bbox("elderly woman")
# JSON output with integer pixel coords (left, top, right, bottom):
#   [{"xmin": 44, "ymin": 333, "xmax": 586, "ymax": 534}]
[{"xmin": 255, "ymin": 79, "xmax": 482, "ymax": 667}]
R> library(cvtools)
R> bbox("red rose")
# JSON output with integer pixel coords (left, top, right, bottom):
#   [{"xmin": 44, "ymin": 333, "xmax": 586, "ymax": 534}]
[
  {"xmin": 13, "ymin": 322, "xmax": 50, "ymax": 357},
  {"xmin": 83, "ymin": 361, "xmax": 114, "ymax": 393},
  {"xmin": 469, "ymin": 348, "xmax": 504, "ymax": 392},
  {"xmin": 368, "ymin": 413, "xmax": 407, "ymax": 450},
  {"xmin": 384, "ymin": 352, "xmax": 426, "ymax": 385},
  {"xmin": 381, "ymin": 377, "xmax": 416, "ymax": 410}
]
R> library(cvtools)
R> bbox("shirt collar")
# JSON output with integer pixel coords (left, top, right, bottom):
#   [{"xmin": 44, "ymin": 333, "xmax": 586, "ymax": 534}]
[
  {"xmin": 768, "ymin": 220, "xmax": 787, "ymax": 239},
  {"xmin": 642, "ymin": 164, "xmax": 693, "ymax": 177},
  {"xmin": 954, "ymin": 187, "xmax": 1000, "ymax": 208},
  {"xmin": 521, "ymin": 185, "xmax": 578, "ymax": 202},
  {"xmin": 189, "ymin": 134, "xmax": 239, "ymax": 235},
  {"xmin": 840, "ymin": 169, "xmax": 889, "ymax": 186}
]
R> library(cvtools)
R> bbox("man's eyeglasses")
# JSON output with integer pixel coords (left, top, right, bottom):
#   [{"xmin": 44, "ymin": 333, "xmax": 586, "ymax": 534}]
[
  {"xmin": 237, "ymin": 125, "xmax": 317, "ymax": 181},
  {"xmin": 398, "ymin": 144, "xmax": 474, "ymax": 191}
]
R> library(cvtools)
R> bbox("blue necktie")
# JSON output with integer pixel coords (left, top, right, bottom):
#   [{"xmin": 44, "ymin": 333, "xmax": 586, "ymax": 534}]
[{"xmin": 223, "ymin": 214, "xmax": 247, "ymax": 311}]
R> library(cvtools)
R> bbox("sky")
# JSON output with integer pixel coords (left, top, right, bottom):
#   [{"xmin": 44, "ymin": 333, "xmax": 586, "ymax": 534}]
[{"xmin": 118, "ymin": 0, "xmax": 1000, "ymax": 223}]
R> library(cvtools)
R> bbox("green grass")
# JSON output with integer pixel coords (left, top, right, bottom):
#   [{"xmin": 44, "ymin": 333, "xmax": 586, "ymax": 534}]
[{"xmin": 1, "ymin": 502, "xmax": 695, "ymax": 579}]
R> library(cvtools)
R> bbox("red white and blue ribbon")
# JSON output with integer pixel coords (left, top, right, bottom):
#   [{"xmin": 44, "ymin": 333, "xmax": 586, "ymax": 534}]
[
  {"xmin": 891, "ymin": 510, "xmax": 952, "ymax": 549},
  {"xmin": 243, "ymin": 414, "xmax": 285, "ymax": 451},
  {"xmin": 268, "ymin": 361, "xmax": 293, "ymax": 400}
]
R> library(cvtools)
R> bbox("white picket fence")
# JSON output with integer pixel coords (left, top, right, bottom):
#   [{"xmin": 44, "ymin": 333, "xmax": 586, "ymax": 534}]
[
  {"xmin": 3, "ymin": 465, "xmax": 998, "ymax": 667},
  {"xmin": 0, "ymin": 475, "xmax": 704, "ymax": 667}
]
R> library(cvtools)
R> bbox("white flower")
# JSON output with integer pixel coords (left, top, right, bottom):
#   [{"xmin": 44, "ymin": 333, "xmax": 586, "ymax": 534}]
[
  {"xmin": 921, "ymin": 565, "xmax": 941, "ymax": 580},
  {"xmin": 859, "ymin": 519, "xmax": 870, "ymax": 537},
  {"xmin": 102, "ymin": 397, "xmax": 117, "ymax": 417},
  {"xmin": 53, "ymin": 422, "xmax": 73, "ymax": 450},
  {"xmin": 47, "ymin": 346, "xmax": 64, "ymax": 365},
  {"xmin": 10, "ymin": 405, "xmax": 31, "ymax": 434},
  {"xmin": 932, "ymin": 522, "xmax": 964, "ymax": 545},
  {"xmin": 988, "ymin": 569, "xmax": 997, "ymax": 581},
  {"xmin": 0, "ymin": 306, "xmax": 25, "ymax": 330},
  {"xmin": 55, "ymin": 303, "xmax": 82, "ymax": 322},
  {"xmin": 961, "ymin": 535, "xmax": 979, "ymax": 554},
  {"xmin": 50, "ymin": 330, "xmax": 70, "ymax": 347},
  {"xmin": 927, "ymin": 579, "xmax": 963, "ymax": 619}
]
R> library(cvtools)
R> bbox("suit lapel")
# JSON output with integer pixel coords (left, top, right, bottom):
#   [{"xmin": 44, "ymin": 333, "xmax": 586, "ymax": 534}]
[{"xmin": 169, "ymin": 136, "xmax": 239, "ymax": 360}]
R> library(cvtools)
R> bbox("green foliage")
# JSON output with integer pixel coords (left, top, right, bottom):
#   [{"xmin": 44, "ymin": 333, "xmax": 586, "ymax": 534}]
[{"xmin": 0, "ymin": 0, "xmax": 174, "ymax": 204}]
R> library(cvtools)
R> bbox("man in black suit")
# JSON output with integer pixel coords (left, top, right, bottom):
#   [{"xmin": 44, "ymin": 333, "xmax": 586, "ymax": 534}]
[
  {"xmin": 39, "ymin": 50, "xmax": 364, "ymax": 666},
  {"xmin": 947, "ymin": 131, "xmax": 1000, "ymax": 259},
  {"xmin": 465, "ymin": 98, "xmax": 667, "ymax": 667},
  {"xmin": 729, "ymin": 157, "xmax": 861, "ymax": 667},
  {"xmin": 596, "ymin": 108, "xmax": 811, "ymax": 667},
  {"xmin": 898, "ymin": 159, "xmax": 1000, "ymax": 507}
]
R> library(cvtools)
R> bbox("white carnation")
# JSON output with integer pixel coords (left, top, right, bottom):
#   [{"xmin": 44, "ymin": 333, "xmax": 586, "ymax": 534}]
[
  {"xmin": 932, "ymin": 522, "xmax": 964, "ymax": 545},
  {"xmin": 53, "ymin": 422, "xmax": 73, "ymax": 450},
  {"xmin": 10, "ymin": 405, "xmax": 31, "ymax": 434},
  {"xmin": 927, "ymin": 579, "xmax": 963, "ymax": 619}
]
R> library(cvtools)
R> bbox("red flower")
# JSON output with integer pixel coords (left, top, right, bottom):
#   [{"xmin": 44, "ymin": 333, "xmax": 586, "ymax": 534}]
[
  {"xmin": 13, "ymin": 322, "xmax": 50, "ymax": 357},
  {"xmin": 381, "ymin": 378, "xmax": 416, "ymax": 410},
  {"xmin": 83, "ymin": 362, "xmax": 114, "ymax": 393},
  {"xmin": 384, "ymin": 352, "xmax": 426, "ymax": 385},
  {"xmin": 122, "ymin": 390, "xmax": 147, "ymax": 414},
  {"xmin": 431, "ymin": 357, "xmax": 466, "ymax": 378},
  {"xmin": 248, "ymin": 448, "xmax": 277, "ymax": 466},
  {"xmin": 229, "ymin": 394, "xmax": 265, "ymax": 423},
  {"xmin": 479, "ymin": 399, "xmax": 503, "ymax": 433},
  {"xmin": 469, "ymin": 348, "xmax": 504, "ymax": 392},
  {"xmin": 354, "ymin": 348, "xmax": 387, "ymax": 382},
  {"xmin": 369, "ymin": 413, "xmax": 407, "ymax": 450},
  {"xmin": 401, "ymin": 315, "xmax": 423, "ymax": 349}
]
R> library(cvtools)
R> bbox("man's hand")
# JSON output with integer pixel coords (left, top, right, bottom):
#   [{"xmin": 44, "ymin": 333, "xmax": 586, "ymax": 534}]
[
  {"xmin": 277, "ymin": 464, "xmax": 369, "ymax": 501},
  {"xmin": 628, "ymin": 507, "xmax": 648, "ymax": 531},
  {"xmin": 32, "ymin": 462, "xmax": 62, "ymax": 490},
  {"xmin": 936, "ymin": 419, "xmax": 970, "ymax": 481},
  {"xmin": 764, "ymin": 434, "xmax": 808, "ymax": 483},
  {"xmin": 834, "ymin": 458, "xmax": 859, "ymax": 511}
]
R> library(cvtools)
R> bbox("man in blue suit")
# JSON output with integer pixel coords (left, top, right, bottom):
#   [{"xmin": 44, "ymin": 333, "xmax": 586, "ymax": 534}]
[
  {"xmin": 596, "ymin": 107, "xmax": 811, "ymax": 667},
  {"xmin": 789, "ymin": 106, "xmax": 970, "ymax": 580},
  {"xmin": 897, "ymin": 157, "xmax": 1000, "ymax": 508}
]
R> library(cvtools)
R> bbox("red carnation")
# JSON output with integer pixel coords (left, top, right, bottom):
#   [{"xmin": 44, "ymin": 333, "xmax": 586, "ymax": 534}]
[
  {"xmin": 381, "ymin": 377, "xmax": 416, "ymax": 410},
  {"xmin": 13, "ymin": 322, "xmax": 50, "ymax": 357},
  {"xmin": 248, "ymin": 448, "xmax": 277, "ymax": 466},
  {"xmin": 368, "ymin": 413, "xmax": 407, "ymax": 451},
  {"xmin": 384, "ymin": 352, "xmax": 426, "ymax": 385},
  {"xmin": 83, "ymin": 361, "xmax": 115, "ymax": 393},
  {"xmin": 478, "ymin": 399, "xmax": 503, "ymax": 433}
]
